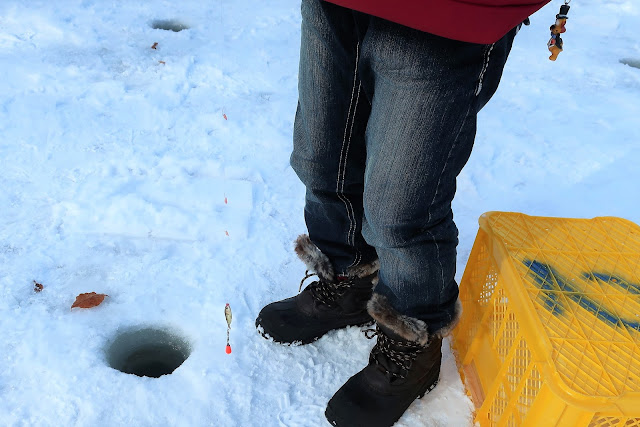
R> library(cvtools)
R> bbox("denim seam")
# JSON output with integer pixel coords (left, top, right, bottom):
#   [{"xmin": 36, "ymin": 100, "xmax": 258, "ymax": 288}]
[
  {"xmin": 475, "ymin": 43, "xmax": 495, "ymax": 96},
  {"xmin": 344, "ymin": 82, "xmax": 362, "ymax": 235},
  {"xmin": 425, "ymin": 104, "xmax": 474, "ymax": 294},
  {"xmin": 348, "ymin": 84, "xmax": 362, "ymax": 269},
  {"xmin": 336, "ymin": 42, "xmax": 361, "ymax": 268}
]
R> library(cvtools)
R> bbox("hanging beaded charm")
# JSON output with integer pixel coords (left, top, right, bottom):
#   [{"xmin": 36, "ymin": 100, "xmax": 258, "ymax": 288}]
[{"xmin": 548, "ymin": 2, "xmax": 570, "ymax": 61}]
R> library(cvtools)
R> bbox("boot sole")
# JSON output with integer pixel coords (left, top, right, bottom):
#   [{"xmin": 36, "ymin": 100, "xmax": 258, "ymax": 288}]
[
  {"xmin": 418, "ymin": 377, "xmax": 439, "ymax": 399},
  {"xmin": 324, "ymin": 373, "xmax": 440, "ymax": 426},
  {"xmin": 255, "ymin": 318, "xmax": 374, "ymax": 346}
]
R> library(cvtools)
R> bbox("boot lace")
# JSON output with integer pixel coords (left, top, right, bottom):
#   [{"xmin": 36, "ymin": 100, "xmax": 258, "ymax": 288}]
[
  {"xmin": 298, "ymin": 270, "xmax": 356, "ymax": 306},
  {"xmin": 364, "ymin": 326, "xmax": 423, "ymax": 379}
]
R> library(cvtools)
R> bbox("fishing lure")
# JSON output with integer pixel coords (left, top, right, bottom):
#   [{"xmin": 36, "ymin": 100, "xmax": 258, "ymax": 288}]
[{"xmin": 225, "ymin": 303, "xmax": 233, "ymax": 354}]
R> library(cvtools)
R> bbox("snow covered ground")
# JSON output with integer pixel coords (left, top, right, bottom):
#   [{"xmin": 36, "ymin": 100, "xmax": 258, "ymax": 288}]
[{"xmin": 0, "ymin": 0, "xmax": 638, "ymax": 425}]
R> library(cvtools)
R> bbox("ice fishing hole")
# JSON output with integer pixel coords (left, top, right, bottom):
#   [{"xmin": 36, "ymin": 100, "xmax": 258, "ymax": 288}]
[
  {"xmin": 106, "ymin": 327, "xmax": 191, "ymax": 378},
  {"xmin": 151, "ymin": 19, "xmax": 190, "ymax": 32},
  {"xmin": 620, "ymin": 58, "xmax": 640, "ymax": 70}
]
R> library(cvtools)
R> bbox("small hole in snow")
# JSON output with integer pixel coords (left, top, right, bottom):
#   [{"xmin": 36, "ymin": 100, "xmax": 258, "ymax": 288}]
[
  {"xmin": 620, "ymin": 58, "xmax": 640, "ymax": 70},
  {"xmin": 151, "ymin": 19, "xmax": 190, "ymax": 32},
  {"xmin": 106, "ymin": 327, "xmax": 191, "ymax": 378}
]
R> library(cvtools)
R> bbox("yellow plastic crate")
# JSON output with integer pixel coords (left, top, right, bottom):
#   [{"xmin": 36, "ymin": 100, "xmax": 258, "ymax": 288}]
[{"xmin": 452, "ymin": 212, "xmax": 640, "ymax": 427}]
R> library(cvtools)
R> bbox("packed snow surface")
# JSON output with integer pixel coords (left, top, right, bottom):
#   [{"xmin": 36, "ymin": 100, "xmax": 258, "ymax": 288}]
[{"xmin": 1, "ymin": 0, "xmax": 638, "ymax": 426}]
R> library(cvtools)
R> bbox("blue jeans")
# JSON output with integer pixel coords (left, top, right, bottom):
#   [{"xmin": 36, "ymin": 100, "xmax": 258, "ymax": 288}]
[{"xmin": 290, "ymin": 0, "xmax": 517, "ymax": 332}]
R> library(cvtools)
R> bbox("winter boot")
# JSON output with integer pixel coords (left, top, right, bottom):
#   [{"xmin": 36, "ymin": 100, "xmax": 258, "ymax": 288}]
[
  {"xmin": 325, "ymin": 294, "xmax": 461, "ymax": 427},
  {"xmin": 255, "ymin": 235, "xmax": 379, "ymax": 345}
]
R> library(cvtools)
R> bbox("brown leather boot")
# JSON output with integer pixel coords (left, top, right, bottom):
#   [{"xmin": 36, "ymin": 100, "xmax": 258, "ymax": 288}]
[
  {"xmin": 256, "ymin": 235, "xmax": 379, "ymax": 345},
  {"xmin": 325, "ymin": 294, "xmax": 461, "ymax": 426}
]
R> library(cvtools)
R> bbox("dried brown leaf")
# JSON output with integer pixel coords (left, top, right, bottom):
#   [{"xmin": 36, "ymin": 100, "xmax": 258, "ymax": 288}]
[
  {"xmin": 71, "ymin": 292, "xmax": 108, "ymax": 309},
  {"xmin": 151, "ymin": 42, "xmax": 158, "ymax": 49},
  {"xmin": 33, "ymin": 281, "xmax": 43, "ymax": 293}
]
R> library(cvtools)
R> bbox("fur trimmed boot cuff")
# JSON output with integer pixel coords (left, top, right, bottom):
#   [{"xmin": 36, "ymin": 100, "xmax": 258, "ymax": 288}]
[
  {"xmin": 294, "ymin": 235, "xmax": 379, "ymax": 283},
  {"xmin": 367, "ymin": 293, "xmax": 462, "ymax": 346}
]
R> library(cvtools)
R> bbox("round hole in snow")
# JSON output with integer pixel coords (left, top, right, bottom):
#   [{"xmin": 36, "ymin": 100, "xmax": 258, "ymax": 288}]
[
  {"xmin": 106, "ymin": 327, "xmax": 191, "ymax": 378},
  {"xmin": 620, "ymin": 58, "xmax": 640, "ymax": 70},
  {"xmin": 151, "ymin": 19, "xmax": 190, "ymax": 32}
]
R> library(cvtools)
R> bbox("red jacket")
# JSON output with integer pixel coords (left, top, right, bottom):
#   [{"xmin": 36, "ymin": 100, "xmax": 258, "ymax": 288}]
[{"xmin": 324, "ymin": 0, "xmax": 551, "ymax": 44}]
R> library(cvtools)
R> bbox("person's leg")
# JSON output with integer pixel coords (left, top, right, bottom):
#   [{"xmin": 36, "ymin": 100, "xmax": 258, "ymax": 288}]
[
  {"xmin": 290, "ymin": 0, "xmax": 377, "ymax": 273},
  {"xmin": 256, "ymin": 0, "xmax": 378, "ymax": 345},
  {"xmin": 326, "ymin": 17, "xmax": 518, "ymax": 426},
  {"xmin": 359, "ymin": 18, "xmax": 517, "ymax": 334}
]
